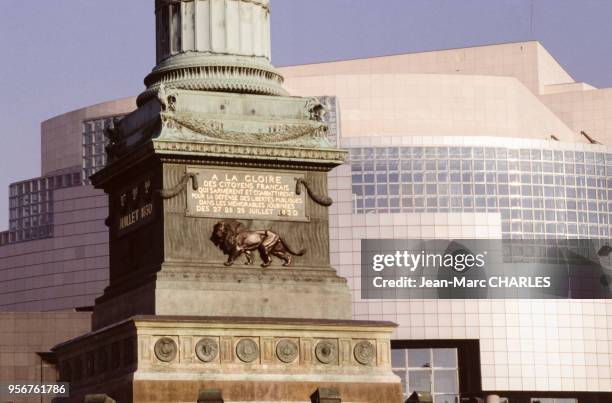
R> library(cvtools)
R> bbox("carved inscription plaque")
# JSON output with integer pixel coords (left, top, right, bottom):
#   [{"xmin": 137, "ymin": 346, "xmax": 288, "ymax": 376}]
[
  {"xmin": 187, "ymin": 168, "xmax": 307, "ymax": 221},
  {"xmin": 116, "ymin": 177, "xmax": 154, "ymax": 237}
]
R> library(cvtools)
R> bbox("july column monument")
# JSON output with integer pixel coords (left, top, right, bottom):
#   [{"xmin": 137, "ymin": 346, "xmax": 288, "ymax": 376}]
[{"xmin": 52, "ymin": 1, "xmax": 403, "ymax": 402}]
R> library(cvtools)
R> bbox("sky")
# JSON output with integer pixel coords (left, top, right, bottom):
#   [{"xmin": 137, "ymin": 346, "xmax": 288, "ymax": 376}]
[{"xmin": 0, "ymin": 0, "xmax": 611, "ymax": 229}]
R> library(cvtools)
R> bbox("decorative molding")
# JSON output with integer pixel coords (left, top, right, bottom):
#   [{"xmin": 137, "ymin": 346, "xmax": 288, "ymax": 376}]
[
  {"xmin": 154, "ymin": 337, "xmax": 178, "ymax": 362},
  {"xmin": 140, "ymin": 70, "xmax": 286, "ymax": 106},
  {"xmin": 236, "ymin": 339, "xmax": 259, "ymax": 363},
  {"xmin": 159, "ymin": 155, "xmax": 335, "ymax": 172},
  {"xmin": 353, "ymin": 341, "xmax": 375, "ymax": 365},
  {"xmin": 306, "ymin": 97, "xmax": 327, "ymax": 122},
  {"xmin": 158, "ymin": 172, "xmax": 199, "ymax": 199},
  {"xmin": 161, "ymin": 112, "xmax": 329, "ymax": 147},
  {"xmin": 220, "ymin": 337, "xmax": 233, "ymax": 362},
  {"xmin": 276, "ymin": 339, "xmax": 299, "ymax": 363},
  {"xmin": 103, "ymin": 117, "xmax": 126, "ymax": 163},
  {"xmin": 153, "ymin": 140, "xmax": 347, "ymax": 165},
  {"xmin": 315, "ymin": 340, "xmax": 338, "ymax": 365},
  {"xmin": 195, "ymin": 338, "xmax": 219, "ymax": 363},
  {"xmin": 53, "ymin": 329, "xmax": 396, "ymax": 393},
  {"xmin": 157, "ymin": 84, "xmax": 178, "ymax": 113},
  {"xmin": 155, "ymin": 265, "xmax": 344, "ymax": 284},
  {"xmin": 295, "ymin": 177, "xmax": 333, "ymax": 207}
]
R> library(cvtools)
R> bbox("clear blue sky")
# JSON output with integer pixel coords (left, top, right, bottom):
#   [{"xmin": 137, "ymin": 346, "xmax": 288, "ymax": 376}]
[{"xmin": 1, "ymin": 0, "xmax": 611, "ymax": 228}]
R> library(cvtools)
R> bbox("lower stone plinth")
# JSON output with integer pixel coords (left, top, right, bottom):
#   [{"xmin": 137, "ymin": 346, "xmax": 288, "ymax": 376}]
[
  {"xmin": 134, "ymin": 380, "xmax": 402, "ymax": 402},
  {"xmin": 92, "ymin": 266, "xmax": 353, "ymax": 330},
  {"xmin": 52, "ymin": 316, "xmax": 402, "ymax": 403}
]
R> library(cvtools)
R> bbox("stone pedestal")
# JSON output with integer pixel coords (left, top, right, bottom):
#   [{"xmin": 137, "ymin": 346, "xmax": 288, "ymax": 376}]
[
  {"xmin": 58, "ymin": 83, "xmax": 403, "ymax": 403},
  {"xmin": 89, "ymin": 89, "xmax": 353, "ymax": 331},
  {"xmin": 93, "ymin": 266, "xmax": 352, "ymax": 330},
  {"xmin": 53, "ymin": 317, "xmax": 402, "ymax": 403},
  {"xmin": 51, "ymin": 2, "xmax": 404, "ymax": 402}
]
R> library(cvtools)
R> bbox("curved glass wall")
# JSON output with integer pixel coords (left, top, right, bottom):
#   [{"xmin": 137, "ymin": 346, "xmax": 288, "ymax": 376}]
[
  {"xmin": 82, "ymin": 115, "xmax": 125, "ymax": 185},
  {"xmin": 6, "ymin": 170, "xmax": 81, "ymax": 243},
  {"xmin": 349, "ymin": 145, "xmax": 612, "ymax": 239}
]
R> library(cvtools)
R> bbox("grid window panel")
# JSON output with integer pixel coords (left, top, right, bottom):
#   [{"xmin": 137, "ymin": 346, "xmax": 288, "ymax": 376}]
[
  {"xmin": 393, "ymin": 348, "xmax": 459, "ymax": 402},
  {"xmin": 82, "ymin": 115, "xmax": 125, "ymax": 185},
  {"xmin": 350, "ymin": 146, "xmax": 612, "ymax": 240}
]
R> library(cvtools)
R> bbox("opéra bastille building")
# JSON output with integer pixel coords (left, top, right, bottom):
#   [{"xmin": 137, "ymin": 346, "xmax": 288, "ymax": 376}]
[{"xmin": 2, "ymin": 3, "xmax": 612, "ymax": 402}]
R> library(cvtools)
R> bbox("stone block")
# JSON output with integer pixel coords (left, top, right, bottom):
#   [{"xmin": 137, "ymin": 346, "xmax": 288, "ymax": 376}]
[
  {"xmin": 52, "ymin": 316, "xmax": 403, "ymax": 403},
  {"xmin": 84, "ymin": 395, "xmax": 116, "ymax": 403},
  {"xmin": 198, "ymin": 388, "xmax": 224, "ymax": 402},
  {"xmin": 311, "ymin": 387, "xmax": 341, "ymax": 403}
]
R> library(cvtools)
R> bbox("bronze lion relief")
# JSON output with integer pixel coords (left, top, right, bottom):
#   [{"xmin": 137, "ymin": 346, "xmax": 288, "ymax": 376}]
[{"xmin": 210, "ymin": 219, "xmax": 306, "ymax": 267}]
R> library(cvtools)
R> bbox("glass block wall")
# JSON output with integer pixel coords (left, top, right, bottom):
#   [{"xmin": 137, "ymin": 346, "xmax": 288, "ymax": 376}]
[
  {"xmin": 349, "ymin": 145, "xmax": 612, "ymax": 239},
  {"xmin": 7, "ymin": 171, "xmax": 81, "ymax": 243},
  {"xmin": 2, "ymin": 113, "xmax": 126, "ymax": 245},
  {"xmin": 82, "ymin": 116, "xmax": 124, "ymax": 185}
]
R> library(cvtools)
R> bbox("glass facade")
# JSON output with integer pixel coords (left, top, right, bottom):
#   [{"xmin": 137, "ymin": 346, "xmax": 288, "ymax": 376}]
[
  {"xmin": 349, "ymin": 146, "xmax": 612, "ymax": 239},
  {"xmin": 7, "ymin": 171, "xmax": 81, "ymax": 243},
  {"xmin": 2, "ymin": 113, "xmax": 125, "ymax": 245},
  {"xmin": 82, "ymin": 116, "xmax": 124, "ymax": 184},
  {"xmin": 392, "ymin": 347, "xmax": 459, "ymax": 402}
]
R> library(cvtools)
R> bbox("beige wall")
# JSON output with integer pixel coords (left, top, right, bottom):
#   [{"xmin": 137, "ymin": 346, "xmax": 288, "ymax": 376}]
[
  {"xmin": 0, "ymin": 311, "xmax": 91, "ymax": 403},
  {"xmin": 40, "ymin": 97, "xmax": 136, "ymax": 176},
  {"xmin": 284, "ymin": 73, "xmax": 580, "ymax": 142},
  {"xmin": 280, "ymin": 40, "xmax": 612, "ymax": 146},
  {"xmin": 541, "ymin": 88, "xmax": 612, "ymax": 145},
  {"xmin": 0, "ymin": 186, "xmax": 108, "ymax": 311},
  {"xmin": 1, "ymin": 97, "xmax": 134, "ymax": 312},
  {"xmin": 281, "ymin": 41, "xmax": 547, "ymax": 94},
  {"xmin": 535, "ymin": 42, "xmax": 575, "ymax": 89}
]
